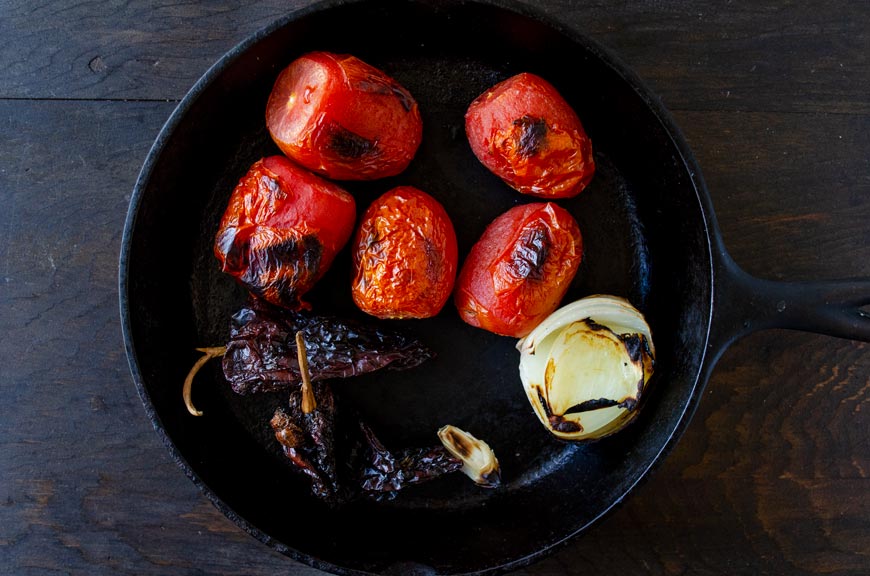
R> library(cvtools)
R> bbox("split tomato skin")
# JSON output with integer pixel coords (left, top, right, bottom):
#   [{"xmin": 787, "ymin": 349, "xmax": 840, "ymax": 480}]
[
  {"xmin": 465, "ymin": 72, "xmax": 595, "ymax": 199},
  {"xmin": 214, "ymin": 156, "xmax": 356, "ymax": 310},
  {"xmin": 454, "ymin": 202, "xmax": 583, "ymax": 338},
  {"xmin": 266, "ymin": 52, "xmax": 423, "ymax": 181},
  {"xmin": 351, "ymin": 186, "xmax": 458, "ymax": 319}
]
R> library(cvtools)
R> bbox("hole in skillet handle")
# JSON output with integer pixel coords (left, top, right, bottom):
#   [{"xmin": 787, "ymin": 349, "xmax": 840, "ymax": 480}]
[{"xmin": 123, "ymin": 0, "xmax": 719, "ymax": 574}]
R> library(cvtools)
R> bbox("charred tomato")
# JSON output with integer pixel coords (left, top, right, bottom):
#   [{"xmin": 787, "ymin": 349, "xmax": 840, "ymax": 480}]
[
  {"xmin": 266, "ymin": 52, "xmax": 423, "ymax": 181},
  {"xmin": 214, "ymin": 156, "xmax": 356, "ymax": 310},
  {"xmin": 454, "ymin": 202, "xmax": 583, "ymax": 338},
  {"xmin": 465, "ymin": 72, "xmax": 595, "ymax": 199},
  {"xmin": 351, "ymin": 186, "xmax": 458, "ymax": 319}
]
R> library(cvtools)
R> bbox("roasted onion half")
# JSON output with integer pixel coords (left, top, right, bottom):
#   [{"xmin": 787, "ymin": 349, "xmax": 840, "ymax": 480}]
[{"xmin": 517, "ymin": 295, "xmax": 655, "ymax": 441}]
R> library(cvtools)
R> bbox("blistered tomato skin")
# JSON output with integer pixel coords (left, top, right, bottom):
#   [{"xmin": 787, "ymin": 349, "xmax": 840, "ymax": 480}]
[
  {"xmin": 266, "ymin": 52, "xmax": 423, "ymax": 181},
  {"xmin": 454, "ymin": 203, "xmax": 583, "ymax": 338},
  {"xmin": 352, "ymin": 186, "xmax": 458, "ymax": 319},
  {"xmin": 214, "ymin": 156, "xmax": 356, "ymax": 310},
  {"xmin": 465, "ymin": 73, "xmax": 595, "ymax": 199}
]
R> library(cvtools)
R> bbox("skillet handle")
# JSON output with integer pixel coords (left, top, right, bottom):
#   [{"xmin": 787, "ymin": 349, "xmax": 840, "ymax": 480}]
[{"xmin": 707, "ymin": 252, "xmax": 870, "ymax": 365}]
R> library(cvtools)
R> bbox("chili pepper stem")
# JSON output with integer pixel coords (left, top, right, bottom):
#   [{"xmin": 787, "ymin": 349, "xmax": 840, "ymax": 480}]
[
  {"xmin": 183, "ymin": 346, "xmax": 226, "ymax": 417},
  {"xmin": 295, "ymin": 331, "xmax": 316, "ymax": 413}
]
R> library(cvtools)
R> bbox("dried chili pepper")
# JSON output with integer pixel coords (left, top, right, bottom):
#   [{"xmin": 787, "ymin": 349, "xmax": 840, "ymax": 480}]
[
  {"xmin": 465, "ymin": 72, "xmax": 595, "ymax": 198},
  {"xmin": 271, "ymin": 384, "xmax": 340, "ymax": 501},
  {"xmin": 266, "ymin": 52, "xmax": 422, "ymax": 180},
  {"xmin": 454, "ymin": 202, "xmax": 583, "ymax": 338},
  {"xmin": 270, "ymin": 395, "xmax": 502, "ymax": 501},
  {"xmin": 351, "ymin": 186, "xmax": 458, "ymax": 319},
  {"xmin": 358, "ymin": 422, "xmax": 462, "ymax": 499},
  {"xmin": 214, "ymin": 156, "xmax": 356, "ymax": 310},
  {"xmin": 270, "ymin": 391, "xmax": 462, "ymax": 503},
  {"xmin": 223, "ymin": 301, "xmax": 433, "ymax": 395}
]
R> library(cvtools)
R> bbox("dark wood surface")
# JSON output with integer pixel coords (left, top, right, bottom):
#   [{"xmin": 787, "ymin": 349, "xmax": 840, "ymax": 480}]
[{"xmin": 2, "ymin": 1, "xmax": 868, "ymax": 574}]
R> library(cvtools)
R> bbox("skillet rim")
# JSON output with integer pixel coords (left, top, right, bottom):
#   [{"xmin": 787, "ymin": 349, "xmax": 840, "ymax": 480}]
[{"xmin": 118, "ymin": 0, "xmax": 718, "ymax": 573}]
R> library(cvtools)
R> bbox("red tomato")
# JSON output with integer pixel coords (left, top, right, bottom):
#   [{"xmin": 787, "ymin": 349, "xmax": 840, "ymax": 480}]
[
  {"xmin": 465, "ymin": 72, "xmax": 595, "ymax": 199},
  {"xmin": 214, "ymin": 156, "xmax": 356, "ymax": 310},
  {"xmin": 454, "ymin": 203, "xmax": 583, "ymax": 337},
  {"xmin": 351, "ymin": 186, "xmax": 458, "ymax": 319},
  {"xmin": 266, "ymin": 52, "xmax": 423, "ymax": 181}
]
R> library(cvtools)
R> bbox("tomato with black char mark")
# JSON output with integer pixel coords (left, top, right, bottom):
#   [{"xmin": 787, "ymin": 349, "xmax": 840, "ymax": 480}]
[
  {"xmin": 214, "ymin": 156, "xmax": 356, "ymax": 310},
  {"xmin": 454, "ymin": 202, "xmax": 583, "ymax": 338},
  {"xmin": 266, "ymin": 52, "xmax": 423, "ymax": 181},
  {"xmin": 465, "ymin": 72, "xmax": 595, "ymax": 199}
]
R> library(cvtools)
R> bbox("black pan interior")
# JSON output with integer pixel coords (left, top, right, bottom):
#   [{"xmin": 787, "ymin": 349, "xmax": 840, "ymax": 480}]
[{"xmin": 122, "ymin": 1, "xmax": 714, "ymax": 573}]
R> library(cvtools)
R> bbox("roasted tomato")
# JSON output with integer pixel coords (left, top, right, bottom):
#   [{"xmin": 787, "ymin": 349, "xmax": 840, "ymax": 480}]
[
  {"xmin": 454, "ymin": 202, "xmax": 583, "ymax": 337},
  {"xmin": 465, "ymin": 72, "xmax": 595, "ymax": 199},
  {"xmin": 266, "ymin": 52, "xmax": 423, "ymax": 181},
  {"xmin": 214, "ymin": 156, "xmax": 356, "ymax": 310},
  {"xmin": 351, "ymin": 186, "xmax": 458, "ymax": 319}
]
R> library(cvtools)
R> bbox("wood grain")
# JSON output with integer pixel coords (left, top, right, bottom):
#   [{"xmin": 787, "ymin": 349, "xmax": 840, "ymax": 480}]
[
  {"xmin": 1, "ymin": 1, "xmax": 867, "ymax": 113},
  {"xmin": 0, "ymin": 1, "xmax": 304, "ymax": 101},
  {"xmin": 676, "ymin": 109, "xmax": 870, "ymax": 279},
  {"xmin": 1, "ymin": 0, "xmax": 868, "ymax": 575},
  {"xmin": 0, "ymin": 100, "xmax": 309, "ymax": 575}
]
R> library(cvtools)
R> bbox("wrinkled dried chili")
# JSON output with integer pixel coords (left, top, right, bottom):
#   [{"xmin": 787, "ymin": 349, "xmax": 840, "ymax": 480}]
[
  {"xmin": 271, "ymin": 384, "xmax": 340, "ymax": 501},
  {"xmin": 358, "ymin": 421, "xmax": 462, "ymax": 499},
  {"xmin": 183, "ymin": 301, "xmax": 499, "ymax": 501},
  {"xmin": 271, "ymin": 396, "xmax": 466, "ymax": 502},
  {"xmin": 223, "ymin": 301, "xmax": 433, "ymax": 395}
]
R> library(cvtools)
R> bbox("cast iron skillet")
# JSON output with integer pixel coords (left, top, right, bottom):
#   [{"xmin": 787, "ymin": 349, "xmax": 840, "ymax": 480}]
[{"xmin": 119, "ymin": 0, "xmax": 870, "ymax": 574}]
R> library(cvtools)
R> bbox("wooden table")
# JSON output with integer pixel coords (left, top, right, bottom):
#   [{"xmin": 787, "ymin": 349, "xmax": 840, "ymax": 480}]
[{"xmin": 2, "ymin": 1, "xmax": 868, "ymax": 574}]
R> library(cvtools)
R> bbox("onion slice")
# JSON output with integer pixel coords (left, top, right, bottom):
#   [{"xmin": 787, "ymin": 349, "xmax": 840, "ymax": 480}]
[{"xmin": 517, "ymin": 295, "xmax": 654, "ymax": 441}]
